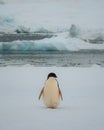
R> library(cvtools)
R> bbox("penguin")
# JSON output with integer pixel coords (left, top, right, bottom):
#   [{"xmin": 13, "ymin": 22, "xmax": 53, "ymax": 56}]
[{"xmin": 38, "ymin": 73, "xmax": 63, "ymax": 109}]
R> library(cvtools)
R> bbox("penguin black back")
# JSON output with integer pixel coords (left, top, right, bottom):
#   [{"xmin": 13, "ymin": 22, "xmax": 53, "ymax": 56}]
[{"xmin": 47, "ymin": 73, "xmax": 57, "ymax": 79}]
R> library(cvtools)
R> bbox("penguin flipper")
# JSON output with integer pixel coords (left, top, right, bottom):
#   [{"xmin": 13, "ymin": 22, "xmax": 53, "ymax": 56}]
[
  {"xmin": 59, "ymin": 88, "xmax": 63, "ymax": 101},
  {"xmin": 56, "ymin": 80, "xmax": 63, "ymax": 101},
  {"xmin": 38, "ymin": 87, "xmax": 44, "ymax": 100}
]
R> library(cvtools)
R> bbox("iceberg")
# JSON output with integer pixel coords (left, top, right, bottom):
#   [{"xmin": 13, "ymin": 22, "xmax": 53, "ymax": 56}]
[{"xmin": 0, "ymin": 36, "xmax": 104, "ymax": 52}]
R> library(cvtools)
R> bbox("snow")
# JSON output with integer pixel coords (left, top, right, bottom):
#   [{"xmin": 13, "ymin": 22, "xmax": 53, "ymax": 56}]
[
  {"xmin": 0, "ymin": 0, "xmax": 104, "ymax": 51},
  {"xmin": 0, "ymin": 65, "xmax": 104, "ymax": 130}
]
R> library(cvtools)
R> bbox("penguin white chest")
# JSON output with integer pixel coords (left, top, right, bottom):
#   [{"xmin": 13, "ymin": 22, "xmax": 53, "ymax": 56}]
[{"xmin": 43, "ymin": 78, "xmax": 60, "ymax": 108}]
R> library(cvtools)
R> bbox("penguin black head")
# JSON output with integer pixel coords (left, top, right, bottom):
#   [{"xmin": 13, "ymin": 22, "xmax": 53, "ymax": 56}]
[{"xmin": 47, "ymin": 73, "xmax": 57, "ymax": 79}]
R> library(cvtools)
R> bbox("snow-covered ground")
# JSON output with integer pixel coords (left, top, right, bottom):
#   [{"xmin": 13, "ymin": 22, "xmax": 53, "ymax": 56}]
[
  {"xmin": 0, "ymin": 65, "xmax": 104, "ymax": 130},
  {"xmin": 0, "ymin": 0, "xmax": 104, "ymax": 51}
]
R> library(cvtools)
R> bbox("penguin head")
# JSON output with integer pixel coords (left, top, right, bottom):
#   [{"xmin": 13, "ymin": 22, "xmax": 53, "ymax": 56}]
[{"xmin": 47, "ymin": 73, "xmax": 57, "ymax": 79}]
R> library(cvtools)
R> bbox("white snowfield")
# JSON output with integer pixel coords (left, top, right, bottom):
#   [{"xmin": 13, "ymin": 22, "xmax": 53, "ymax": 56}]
[
  {"xmin": 0, "ymin": 0, "xmax": 104, "ymax": 51},
  {"xmin": 0, "ymin": 65, "xmax": 104, "ymax": 130}
]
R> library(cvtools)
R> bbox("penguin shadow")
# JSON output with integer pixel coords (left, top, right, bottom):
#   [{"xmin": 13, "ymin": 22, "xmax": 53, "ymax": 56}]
[{"xmin": 37, "ymin": 105, "xmax": 72, "ymax": 111}]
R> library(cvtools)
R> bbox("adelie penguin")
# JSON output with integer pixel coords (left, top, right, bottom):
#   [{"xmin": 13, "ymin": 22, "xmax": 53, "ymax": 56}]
[{"xmin": 38, "ymin": 73, "xmax": 63, "ymax": 109}]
